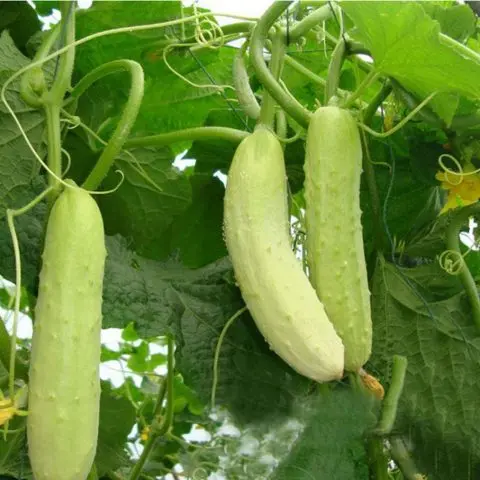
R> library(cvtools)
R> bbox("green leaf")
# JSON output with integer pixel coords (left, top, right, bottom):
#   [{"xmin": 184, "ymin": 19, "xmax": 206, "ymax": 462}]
[
  {"xmin": 102, "ymin": 235, "xmax": 310, "ymax": 423},
  {"xmin": 361, "ymin": 127, "xmax": 442, "ymax": 258},
  {"xmin": 121, "ymin": 322, "xmax": 139, "ymax": 341},
  {"xmin": 0, "ymin": 429, "xmax": 30, "ymax": 478},
  {"xmin": 101, "ymin": 345, "xmax": 122, "ymax": 362},
  {"xmin": 127, "ymin": 341, "xmax": 150, "ymax": 373},
  {"xmin": 148, "ymin": 353, "xmax": 166, "ymax": 370},
  {"xmin": 369, "ymin": 256, "xmax": 480, "ymax": 479},
  {"xmin": 422, "ymin": 3, "xmax": 476, "ymax": 43},
  {"xmin": 33, "ymin": 1, "xmax": 59, "ymax": 17},
  {"xmin": 74, "ymin": 2, "xmax": 240, "ymax": 137},
  {"xmin": 342, "ymin": 2, "xmax": 480, "ymax": 124},
  {"xmin": 271, "ymin": 387, "xmax": 377, "ymax": 480},
  {"xmin": 0, "ymin": 31, "xmax": 50, "ymax": 289},
  {"xmin": 0, "ymin": 2, "xmax": 41, "ymax": 55},
  {"xmin": 97, "ymin": 148, "xmax": 191, "ymax": 260},
  {"xmin": 170, "ymin": 174, "xmax": 227, "ymax": 268},
  {"xmin": 95, "ymin": 381, "xmax": 137, "ymax": 476}
]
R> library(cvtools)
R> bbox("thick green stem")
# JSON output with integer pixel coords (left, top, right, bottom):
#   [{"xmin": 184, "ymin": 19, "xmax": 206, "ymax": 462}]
[
  {"xmin": 128, "ymin": 336, "xmax": 175, "ymax": 480},
  {"xmin": 361, "ymin": 83, "xmax": 393, "ymax": 254},
  {"xmin": 68, "ymin": 60, "xmax": 144, "ymax": 190},
  {"xmin": 283, "ymin": 54, "xmax": 368, "ymax": 108},
  {"xmin": 250, "ymin": 1, "xmax": 311, "ymax": 128},
  {"xmin": 343, "ymin": 70, "xmax": 380, "ymax": 110},
  {"xmin": 258, "ymin": 29, "xmax": 285, "ymax": 128},
  {"xmin": 367, "ymin": 437, "xmax": 390, "ymax": 480},
  {"xmin": 42, "ymin": 1, "xmax": 76, "ymax": 198},
  {"xmin": 124, "ymin": 127, "xmax": 248, "ymax": 149},
  {"xmin": 325, "ymin": 38, "xmax": 346, "ymax": 104},
  {"xmin": 48, "ymin": 2, "xmax": 76, "ymax": 102},
  {"xmin": 232, "ymin": 41, "xmax": 260, "ymax": 120},
  {"xmin": 445, "ymin": 202, "xmax": 480, "ymax": 330},
  {"xmin": 44, "ymin": 102, "xmax": 63, "ymax": 196},
  {"xmin": 389, "ymin": 437, "xmax": 424, "ymax": 480},
  {"xmin": 439, "ymin": 32, "xmax": 480, "ymax": 63},
  {"xmin": 288, "ymin": 4, "xmax": 332, "ymax": 43},
  {"xmin": 375, "ymin": 355, "xmax": 408, "ymax": 436}
]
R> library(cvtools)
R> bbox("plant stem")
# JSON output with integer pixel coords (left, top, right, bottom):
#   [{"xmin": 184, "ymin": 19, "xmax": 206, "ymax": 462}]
[
  {"xmin": 48, "ymin": 1, "xmax": 76, "ymax": 100},
  {"xmin": 258, "ymin": 29, "xmax": 285, "ymax": 129},
  {"xmin": 375, "ymin": 355, "xmax": 408, "ymax": 436},
  {"xmin": 361, "ymin": 83, "xmax": 393, "ymax": 254},
  {"xmin": 343, "ymin": 69, "xmax": 380, "ymax": 110},
  {"xmin": 42, "ymin": 1, "xmax": 76, "ymax": 199},
  {"xmin": 283, "ymin": 54, "xmax": 368, "ymax": 108},
  {"xmin": 128, "ymin": 336, "xmax": 175, "ymax": 480},
  {"xmin": 445, "ymin": 202, "xmax": 480, "ymax": 330},
  {"xmin": 389, "ymin": 436, "xmax": 424, "ymax": 480},
  {"xmin": 232, "ymin": 41, "xmax": 260, "ymax": 120},
  {"xmin": 124, "ymin": 127, "xmax": 248, "ymax": 149},
  {"xmin": 325, "ymin": 38, "xmax": 346, "ymax": 104},
  {"xmin": 288, "ymin": 4, "xmax": 332, "ymax": 43},
  {"xmin": 439, "ymin": 32, "xmax": 480, "ymax": 63},
  {"xmin": 390, "ymin": 79, "xmax": 444, "ymax": 129},
  {"xmin": 44, "ymin": 102, "xmax": 63, "ymax": 196},
  {"xmin": 250, "ymin": 1, "xmax": 311, "ymax": 128},
  {"xmin": 67, "ymin": 60, "xmax": 145, "ymax": 190},
  {"xmin": 367, "ymin": 437, "xmax": 390, "ymax": 480}
]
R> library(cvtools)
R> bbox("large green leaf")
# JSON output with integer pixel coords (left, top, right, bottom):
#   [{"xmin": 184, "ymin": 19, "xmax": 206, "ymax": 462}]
[
  {"xmin": 102, "ymin": 235, "xmax": 310, "ymax": 423},
  {"xmin": 369, "ymin": 256, "xmax": 480, "ymax": 479},
  {"xmin": 342, "ymin": 1, "xmax": 480, "ymax": 124},
  {"xmin": 95, "ymin": 382, "xmax": 137, "ymax": 475},
  {"xmin": 170, "ymin": 173, "xmax": 227, "ymax": 268},
  {"xmin": 271, "ymin": 387, "xmax": 377, "ymax": 480},
  {"xmin": 74, "ymin": 2, "xmax": 240, "ymax": 136}
]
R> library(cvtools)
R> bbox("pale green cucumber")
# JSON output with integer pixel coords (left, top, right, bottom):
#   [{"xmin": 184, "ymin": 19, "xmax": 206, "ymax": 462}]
[
  {"xmin": 27, "ymin": 182, "xmax": 106, "ymax": 480},
  {"xmin": 224, "ymin": 127, "xmax": 344, "ymax": 382},
  {"xmin": 304, "ymin": 106, "xmax": 372, "ymax": 372}
]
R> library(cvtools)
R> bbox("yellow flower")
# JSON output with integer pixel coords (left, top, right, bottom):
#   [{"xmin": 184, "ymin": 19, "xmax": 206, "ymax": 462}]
[
  {"xmin": 140, "ymin": 425, "xmax": 150, "ymax": 442},
  {"xmin": 436, "ymin": 163, "xmax": 480, "ymax": 214}
]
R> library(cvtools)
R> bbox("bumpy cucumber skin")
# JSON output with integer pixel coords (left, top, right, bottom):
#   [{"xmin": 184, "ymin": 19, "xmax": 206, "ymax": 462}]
[
  {"xmin": 304, "ymin": 106, "xmax": 372, "ymax": 372},
  {"xmin": 27, "ymin": 184, "xmax": 106, "ymax": 480},
  {"xmin": 224, "ymin": 127, "xmax": 344, "ymax": 382}
]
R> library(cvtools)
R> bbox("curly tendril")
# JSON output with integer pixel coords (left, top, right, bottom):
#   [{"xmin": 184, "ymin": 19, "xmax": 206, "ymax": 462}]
[{"xmin": 438, "ymin": 249, "xmax": 465, "ymax": 275}]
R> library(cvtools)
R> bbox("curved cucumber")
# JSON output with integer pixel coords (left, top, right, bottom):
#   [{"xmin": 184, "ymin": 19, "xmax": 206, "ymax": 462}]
[
  {"xmin": 27, "ymin": 182, "xmax": 106, "ymax": 480},
  {"xmin": 224, "ymin": 127, "xmax": 344, "ymax": 382},
  {"xmin": 304, "ymin": 106, "xmax": 372, "ymax": 372}
]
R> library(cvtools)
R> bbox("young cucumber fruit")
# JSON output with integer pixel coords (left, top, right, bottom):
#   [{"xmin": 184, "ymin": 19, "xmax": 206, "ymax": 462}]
[
  {"xmin": 224, "ymin": 127, "xmax": 344, "ymax": 382},
  {"xmin": 27, "ymin": 182, "xmax": 106, "ymax": 480},
  {"xmin": 304, "ymin": 106, "xmax": 372, "ymax": 372}
]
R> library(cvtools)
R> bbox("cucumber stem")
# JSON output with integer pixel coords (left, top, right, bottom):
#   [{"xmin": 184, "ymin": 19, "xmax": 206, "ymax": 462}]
[
  {"xmin": 325, "ymin": 38, "xmax": 346, "ymax": 104},
  {"xmin": 124, "ymin": 126, "xmax": 248, "ymax": 149},
  {"xmin": 375, "ymin": 355, "xmax": 408, "ymax": 436},
  {"xmin": 250, "ymin": 1, "xmax": 312, "ymax": 128},
  {"xmin": 389, "ymin": 436, "xmax": 424, "ymax": 480},
  {"xmin": 288, "ymin": 4, "xmax": 333, "ymax": 42},
  {"xmin": 445, "ymin": 202, "xmax": 480, "ymax": 330},
  {"xmin": 258, "ymin": 29, "xmax": 285, "ymax": 129},
  {"xmin": 42, "ymin": 1, "xmax": 76, "ymax": 200},
  {"xmin": 68, "ymin": 60, "xmax": 145, "ymax": 191}
]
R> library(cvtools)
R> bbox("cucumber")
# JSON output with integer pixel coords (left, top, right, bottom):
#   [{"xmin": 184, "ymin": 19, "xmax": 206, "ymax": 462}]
[
  {"xmin": 27, "ymin": 182, "xmax": 106, "ymax": 480},
  {"xmin": 224, "ymin": 127, "xmax": 344, "ymax": 382},
  {"xmin": 304, "ymin": 106, "xmax": 372, "ymax": 372}
]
